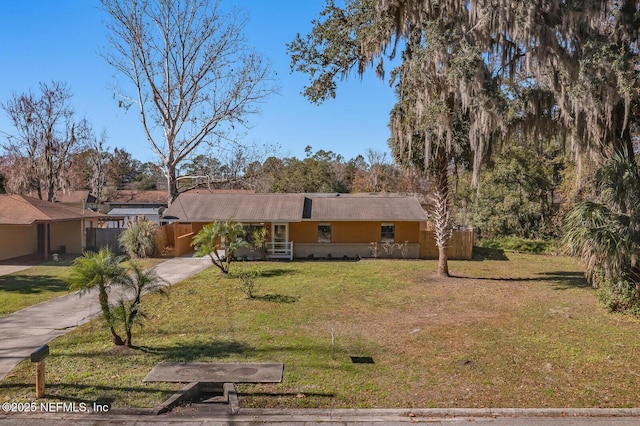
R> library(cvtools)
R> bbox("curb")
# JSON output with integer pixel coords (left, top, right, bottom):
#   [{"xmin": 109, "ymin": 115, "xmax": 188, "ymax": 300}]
[{"xmin": 2, "ymin": 407, "xmax": 640, "ymax": 422}]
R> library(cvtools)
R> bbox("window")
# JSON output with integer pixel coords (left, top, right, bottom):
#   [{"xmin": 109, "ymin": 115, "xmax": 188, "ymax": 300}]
[
  {"xmin": 381, "ymin": 223, "xmax": 395, "ymax": 243},
  {"xmin": 318, "ymin": 224, "xmax": 332, "ymax": 243}
]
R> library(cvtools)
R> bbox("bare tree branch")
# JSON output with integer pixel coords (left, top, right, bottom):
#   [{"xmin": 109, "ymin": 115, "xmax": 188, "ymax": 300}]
[{"xmin": 101, "ymin": 0, "xmax": 276, "ymax": 203}]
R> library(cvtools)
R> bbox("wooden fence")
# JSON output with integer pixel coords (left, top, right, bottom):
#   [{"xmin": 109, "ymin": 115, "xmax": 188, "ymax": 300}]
[
  {"xmin": 419, "ymin": 229, "xmax": 474, "ymax": 260},
  {"xmin": 156, "ymin": 223, "xmax": 194, "ymax": 256}
]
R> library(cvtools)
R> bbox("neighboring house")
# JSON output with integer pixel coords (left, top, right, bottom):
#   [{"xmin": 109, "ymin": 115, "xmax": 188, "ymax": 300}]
[
  {"xmin": 0, "ymin": 195, "xmax": 102, "ymax": 261},
  {"xmin": 162, "ymin": 192, "xmax": 430, "ymax": 259},
  {"xmin": 27, "ymin": 190, "xmax": 98, "ymax": 210},
  {"xmin": 103, "ymin": 190, "xmax": 169, "ymax": 225},
  {"xmin": 102, "ymin": 189, "xmax": 257, "ymax": 225},
  {"xmin": 51, "ymin": 190, "xmax": 97, "ymax": 209}
]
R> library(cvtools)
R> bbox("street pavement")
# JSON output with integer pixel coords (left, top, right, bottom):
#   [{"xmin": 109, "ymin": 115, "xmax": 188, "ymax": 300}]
[
  {"xmin": 1, "ymin": 408, "xmax": 640, "ymax": 425},
  {"xmin": 0, "ymin": 256, "xmax": 212, "ymax": 381}
]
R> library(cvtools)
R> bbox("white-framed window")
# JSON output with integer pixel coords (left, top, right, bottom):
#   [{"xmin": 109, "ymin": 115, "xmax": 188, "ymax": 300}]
[
  {"xmin": 318, "ymin": 223, "xmax": 332, "ymax": 243},
  {"xmin": 381, "ymin": 223, "xmax": 395, "ymax": 243}
]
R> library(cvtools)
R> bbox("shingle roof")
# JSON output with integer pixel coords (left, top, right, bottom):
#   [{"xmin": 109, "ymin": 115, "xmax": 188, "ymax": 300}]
[
  {"xmin": 0, "ymin": 195, "xmax": 101, "ymax": 225},
  {"xmin": 26, "ymin": 190, "xmax": 92, "ymax": 204},
  {"xmin": 164, "ymin": 193, "xmax": 427, "ymax": 222},
  {"xmin": 108, "ymin": 207, "xmax": 161, "ymax": 216},
  {"xmin": 304, "ymin": 193, "xmax": 428, "ymax": 221},
  {"xmin": 107, "ymin": 190, "xmax": 169, "ymax": 204},
  {"xmin": 164, "ymin": 193, "xmax": 306, "ymax": 222}
]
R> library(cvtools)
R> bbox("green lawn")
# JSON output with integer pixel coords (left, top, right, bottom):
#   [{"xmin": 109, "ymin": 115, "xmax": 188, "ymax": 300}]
[
  {"xmin": 0, "ymin": 258, "xmax": 166, "ymax": 318},
  {"xmin": 2, "ymin": 254, "xmax": 640, "ymax": 409},
  {"xmin": 0, "ymin": 261, "xmax": 75, "ymax": 317}
]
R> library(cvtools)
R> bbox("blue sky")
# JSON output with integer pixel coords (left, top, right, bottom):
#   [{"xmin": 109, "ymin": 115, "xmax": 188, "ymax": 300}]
[{"xmin": 0, "ymin": 1, "xmax": 397, "ymax": 164}]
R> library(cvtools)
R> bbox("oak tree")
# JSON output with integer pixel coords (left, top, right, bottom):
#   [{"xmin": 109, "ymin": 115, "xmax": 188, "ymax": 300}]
[{"xmin": 289, "ymin": 0, "xmax": 640, "ymax": 276}]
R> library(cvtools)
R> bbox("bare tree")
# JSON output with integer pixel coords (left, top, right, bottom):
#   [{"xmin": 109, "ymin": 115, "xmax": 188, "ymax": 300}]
[
  {"xmin": 2, "ymin": 81, "xmax": 85, "ymax": 202},
  {"xmin": 87, "ymin": 130, "xmax": 110, "ymax": 205},
  {"xmin": 101, "ymin": 0, "xmax": 275, "ymax": 203}
]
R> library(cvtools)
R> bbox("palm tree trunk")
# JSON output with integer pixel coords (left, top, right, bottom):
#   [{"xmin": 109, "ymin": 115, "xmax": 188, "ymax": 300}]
[
  {"xmin": 432, "ymin": 145, "xmax": 452, "ymax": 278},
  {"xmin": 98, "ymin": 284, "xmax": 124, "ymax": 345},
  {"xmin": 438, "ymin": 245, "xmax": 449, "ymax": 277},
  {"xmin": 124, "ymin": 330, "xmax": 133, "ymax": 348}
]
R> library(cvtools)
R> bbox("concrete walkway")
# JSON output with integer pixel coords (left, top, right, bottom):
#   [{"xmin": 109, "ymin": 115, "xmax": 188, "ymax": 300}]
[{"xmin": 0, "ymin": 256, "xmax": 212, "ymax": 381}]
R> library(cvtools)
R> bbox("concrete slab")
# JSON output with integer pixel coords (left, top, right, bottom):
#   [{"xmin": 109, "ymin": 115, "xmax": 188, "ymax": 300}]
[{"xmin": 143, "ymin": 362, "xmax": 284, "ymax": 383}]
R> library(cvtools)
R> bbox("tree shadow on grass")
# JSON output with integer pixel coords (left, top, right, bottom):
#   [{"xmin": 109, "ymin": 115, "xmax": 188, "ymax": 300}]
[
  {"xmin": 448, "ymin": 271, "xmax": 591, "ymax": 290},
  {"xmin": 58, "ymin": 340, "xmax": 251, "ymax": 363},
  {"xmin": 471, "ymin": 246, "xmax": 509, "ymax": 261},
  {"xmin": 258, "ymin": 268, "xmax": 296, "ymax": 278},
  {"xmin": 257, "ymin": 293, "xmax": 298, "ymax": 304},
  {"xmin": 538, "ymin": 271, "xmax": 591, "ymax": 290},
  {"xmin": 0, "ymin": 382, "xmax": 171, "ymax": 404},
  {"xmin": 137, "ymin": 340, "xmax": 252, "ymax": 362},
  {"xmin": 0, "ymin": 274, "xmax": 69, "ymax": 294}
]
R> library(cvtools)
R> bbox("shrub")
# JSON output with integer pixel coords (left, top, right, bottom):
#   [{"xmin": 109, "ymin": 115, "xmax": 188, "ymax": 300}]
[
  {"xmin": 476, "ymin": 236, "xmax": 560, "ymax": 254},
  {"xmin": 235, "ymin": 263, "xmax": 261, "ymax": 299},
  {"xmin": 119, "ymin": 219, "xmax": 158, "ymax": 258},
  {"xmin": 595, "ymin": 274, "xmax": 640, "ymax": 316},
  {"xmin": 191, "ymin": 220, "xmax": 249, "ymax": 274}
]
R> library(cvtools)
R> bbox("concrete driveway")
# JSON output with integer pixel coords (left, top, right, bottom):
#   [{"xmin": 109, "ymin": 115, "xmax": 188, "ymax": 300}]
[
  {"xmin": 0, "ymin": 264, "xmax": 33, "ymax": 276},
  {"xmin": 0, "ymin": 254, "xmax": 46, "ymax": 276}
]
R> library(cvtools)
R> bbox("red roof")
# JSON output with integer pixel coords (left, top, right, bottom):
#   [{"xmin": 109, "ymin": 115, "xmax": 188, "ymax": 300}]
[{"xmin": 107, "ymin": 190, "xmax": 169, "ymax": 204}]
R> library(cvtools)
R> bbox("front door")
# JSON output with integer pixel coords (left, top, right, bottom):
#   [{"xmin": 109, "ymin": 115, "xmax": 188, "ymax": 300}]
[
  {"xmin": 269, "ymin": 223, "xmax": 292, "ymax": 259},
  {"xmin": 272, "ymin": 223, "xmax": 288, "ymax": 247},
  {"xmin": 37, "ymin": 223, "xmax": 47, "ymax": 254}
]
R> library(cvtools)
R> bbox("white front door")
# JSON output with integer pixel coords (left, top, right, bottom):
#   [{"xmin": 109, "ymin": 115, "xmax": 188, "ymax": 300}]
[{"xmin": 272, "ymin": 223, "xmax": 288, "ymax": 246}]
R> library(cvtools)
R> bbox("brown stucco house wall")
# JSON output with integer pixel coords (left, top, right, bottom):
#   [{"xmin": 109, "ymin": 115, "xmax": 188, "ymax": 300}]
[{"xmin": 0, "ymin": 195, "xmax": 101, "ymax": 261}]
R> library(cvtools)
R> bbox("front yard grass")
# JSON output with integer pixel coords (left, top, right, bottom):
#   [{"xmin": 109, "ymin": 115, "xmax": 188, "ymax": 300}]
[
  {"xmin": 0, "ymin": 258, "xmax": 166, "ymax": 318},
  {"xmin": 1, "ymin": 254, "xmax": 640, "ymax": 409}
]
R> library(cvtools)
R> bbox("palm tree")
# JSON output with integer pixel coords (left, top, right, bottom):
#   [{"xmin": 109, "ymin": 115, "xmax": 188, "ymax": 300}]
[
  {"xmin": 564, "ymin": 153, "xmax": 640, "ymax": 312},
  {"xmin": 191, "ymin": 220, "xmax": 249, "ymax": 274},
  {"xmin": 113, "ymin": 261, "xmax": 168, "ymax": 347},
  {"xmin": 67, "ymin": 247, "xmax": 128, "ymax": 345}
]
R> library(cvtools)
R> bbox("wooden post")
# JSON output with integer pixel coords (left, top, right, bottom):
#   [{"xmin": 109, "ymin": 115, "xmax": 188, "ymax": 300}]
[
  {"xmin": 35, "ymin": 361, "xmax": 45, "ymax": 398},
  {"xmin": 30, "ymin": 345, "xmax": 50, "ymax": 399}
]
